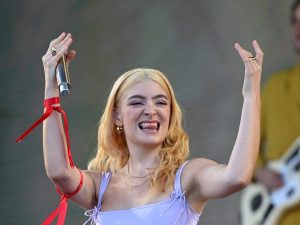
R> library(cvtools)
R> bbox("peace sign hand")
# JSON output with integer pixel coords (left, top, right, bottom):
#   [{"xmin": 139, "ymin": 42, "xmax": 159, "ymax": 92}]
[{"xmin": 235, "ymin": 40, "xmax": 264, "ymax": 98}]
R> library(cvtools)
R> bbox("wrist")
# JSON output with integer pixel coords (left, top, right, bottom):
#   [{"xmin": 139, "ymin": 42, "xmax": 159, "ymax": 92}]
[
  {"xmin": 45, "ymin": 85, "xmax": 59, "ymax": 99},
  {"xmin": 44, "ymin": 97, "xmax": 60, "ymax": 107}
]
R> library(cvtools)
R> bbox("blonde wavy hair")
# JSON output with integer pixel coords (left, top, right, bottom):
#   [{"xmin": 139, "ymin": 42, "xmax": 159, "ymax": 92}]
[{"xmin": 88, "ymin": 68, "xmax": 189, "ymax": 192}]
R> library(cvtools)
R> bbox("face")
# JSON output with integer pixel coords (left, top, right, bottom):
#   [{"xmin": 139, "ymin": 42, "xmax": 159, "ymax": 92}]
[
  {"xmin": 292, "ymin": 5, "xmax": 300, "ymax": 52},
  {"xmin": 116, "ymin": 79, "xmax": 171, "ymax": 149}
]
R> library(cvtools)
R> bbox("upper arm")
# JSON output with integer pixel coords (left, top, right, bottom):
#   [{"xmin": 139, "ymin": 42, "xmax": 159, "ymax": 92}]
[
  {"xmin": 52, "ymin": 168, "xmax": 100, "ymax": 210},
  {"xmin": 184, "ymin": 158, "xmax": 245, "ymax": 201},
  {"xmin": 71, "ymin": 170, "xmax": 101, "ymax": 209}
]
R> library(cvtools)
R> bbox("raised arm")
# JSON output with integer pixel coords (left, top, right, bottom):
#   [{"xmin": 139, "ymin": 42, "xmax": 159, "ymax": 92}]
[
  {"xmin": 42, "ymin": 33, "xmax": 98, "ymax": 209},
  {"xmin": 185, "ymin": 40, "xmax": 263, "ymax": 203}
]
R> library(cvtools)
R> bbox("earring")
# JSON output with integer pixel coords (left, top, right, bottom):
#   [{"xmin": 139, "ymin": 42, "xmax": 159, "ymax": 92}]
[{"xmin": 116, "ymin": 125, "xmax": 123, "ymax": 134}]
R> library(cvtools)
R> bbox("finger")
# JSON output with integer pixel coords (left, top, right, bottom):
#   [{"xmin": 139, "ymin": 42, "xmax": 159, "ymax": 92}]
[
  {"xmin": 252, "ymin": 40, "xmax": 264, "ymax": 65},
  {"xmin": 56, "ymin": 38, "xmax": 73, "ymax": 58},
  {"xmin": 235, "ymin": 43, "xmax": 254, "ymax": 63},
  {"xmin": 48, "ymin": 32, "xmax": 67, "ymax": 51},
  {"xmin": 45, "ymin": 39, "xmax": 73, "ymax": 66},
  {"xmin": 234, "ymin": 43, "xmax": 245, "ymax": 60},
  {"xmin": 234, "ymin": 42, "xmax": 244, "ymax": 56},
  {"xmin": 45, "ymin": 37, "xmax": 72, "ymax": 60},
  {"xmin": 55, "ymin": 33, "xmax": 72, "ymax": 49},
  {"xmin": 48, "ymin": 34, "xmax": 72, "ymax": 57},
  {"xmin": 66, "ymin": 50, "xmax": 76, "ymax": 65}
]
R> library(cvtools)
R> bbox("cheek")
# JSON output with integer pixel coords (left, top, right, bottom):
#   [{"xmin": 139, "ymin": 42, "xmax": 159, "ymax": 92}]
[
  {"xmin": 161, "ymin": 108, "xmax": 171, "ymax": 125},
  {"xmin": 122, "ymin": 108, "xmax": 141, "ymax": 125},
  {"xmin": 166, "ymin": 111, "xmax": 171, "ymax": 123}
]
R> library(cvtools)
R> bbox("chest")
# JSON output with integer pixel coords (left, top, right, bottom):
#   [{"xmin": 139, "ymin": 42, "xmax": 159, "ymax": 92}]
[
  {"xmin": 93, "ymin": 198, "xmax": 199, "ymax": 225},
  {"xmin": 99, "ymin": 174, "xmax": 173, "ymax": 211}
]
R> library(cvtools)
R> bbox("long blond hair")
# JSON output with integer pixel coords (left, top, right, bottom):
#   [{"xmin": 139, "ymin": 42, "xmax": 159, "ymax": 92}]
[{"xmin": 88, "ymin": 68, "xmax": 189, "ymax": 192}]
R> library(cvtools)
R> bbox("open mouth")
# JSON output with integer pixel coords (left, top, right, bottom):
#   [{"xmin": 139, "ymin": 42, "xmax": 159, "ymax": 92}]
[{"xmin": 138, "ymin": 121, "xmax": 160, "ymax": 131}]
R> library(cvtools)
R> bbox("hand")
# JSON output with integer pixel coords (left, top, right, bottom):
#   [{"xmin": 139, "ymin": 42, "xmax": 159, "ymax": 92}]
[
  {"xmin": 42, "ymin": 32, "xmax": 76, "ymax": 88},
  {"xmin": 235, "ymin": 40, "xmax": 264, "ymax": 98},
  {"xmin": 255, "ymin": 167, "xmax": 284, "ymax": 191}
]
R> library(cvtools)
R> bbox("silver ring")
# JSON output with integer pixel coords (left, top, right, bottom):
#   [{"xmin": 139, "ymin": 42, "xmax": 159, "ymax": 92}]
[{"xmin": 51, "ymin": 47, "xmax": 57, "ymax": 56}]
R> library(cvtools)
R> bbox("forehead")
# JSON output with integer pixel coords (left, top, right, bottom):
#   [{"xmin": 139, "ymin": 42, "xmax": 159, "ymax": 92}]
[{"xmin": 123, "ymin": 79, "xmax": 169, "ymax": 99}]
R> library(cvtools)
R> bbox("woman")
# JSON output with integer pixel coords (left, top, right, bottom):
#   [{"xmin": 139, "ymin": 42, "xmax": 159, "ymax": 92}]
[{"xmin": 42, "ymin": 32, "xmax": 263, "ymax": 224}]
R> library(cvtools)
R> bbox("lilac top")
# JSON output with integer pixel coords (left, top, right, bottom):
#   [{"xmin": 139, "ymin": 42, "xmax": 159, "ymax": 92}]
[{"xmin": 84, "ymin": 161, "xmax": 201, "ymax": 225}]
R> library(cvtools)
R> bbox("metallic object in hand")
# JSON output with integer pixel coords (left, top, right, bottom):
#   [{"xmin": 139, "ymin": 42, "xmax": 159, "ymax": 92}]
[{"xmin": 56, "ymin": 55, "xmax": 71, "ymax": 96}]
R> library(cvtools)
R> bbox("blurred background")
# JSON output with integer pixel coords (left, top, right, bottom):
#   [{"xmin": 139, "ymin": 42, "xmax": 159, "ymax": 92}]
[{"xmin": 1, "ymin": 0, "xmax": 298, "ymax": 224}]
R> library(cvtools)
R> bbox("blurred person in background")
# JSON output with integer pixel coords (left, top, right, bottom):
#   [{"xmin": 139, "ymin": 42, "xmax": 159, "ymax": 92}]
[{"xmin": 254, "ymin": 0, "xmax": 300, "ymax": 224}]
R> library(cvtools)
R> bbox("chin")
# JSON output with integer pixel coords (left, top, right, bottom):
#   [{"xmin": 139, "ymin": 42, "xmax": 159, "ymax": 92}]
[
  {"xmin": 131, "ymin": 136, "xmax": 165, "ymax": 148},
  {"xmin": 139, "ymin": 138, "xmax": 163, "ymax": 147}
]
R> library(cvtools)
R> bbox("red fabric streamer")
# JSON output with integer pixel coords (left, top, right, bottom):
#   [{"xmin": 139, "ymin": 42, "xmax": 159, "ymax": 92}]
[
  {"xmin": 42, "ymin": 169, "xmax": 83, "ymax": 225},
  {"xmin": 16, "ymin": 97, "xmax": 83, "ymax": 225},
  {"xmin": 41, "ymin": 197, "xmax": 67, "ymax": 225},
  {"xmin": 16, "ymin": 97, "xmax": 74, "ymax": 167}
]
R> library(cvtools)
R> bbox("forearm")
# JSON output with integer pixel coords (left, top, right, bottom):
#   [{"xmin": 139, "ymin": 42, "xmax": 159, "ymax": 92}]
[
  {"xmin": 226, "ymin": 92, "xmax": 261, "ymax": 185},
  {"xmin": 194, "ymin": 41, "xmax": 263, "ymax": 199},
  {"xmin": 43, "ymin": 85, "xmax": 73, "ymax": 179},
  {"xmin": 38, "ymin": 33, "xmax": 94, "ymax": 201}
]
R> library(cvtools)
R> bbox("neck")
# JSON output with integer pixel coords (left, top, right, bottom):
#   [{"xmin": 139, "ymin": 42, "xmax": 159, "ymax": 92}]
[{"xmin": 125, "ymin": 143, "xmax": 161, "ymax": 177}]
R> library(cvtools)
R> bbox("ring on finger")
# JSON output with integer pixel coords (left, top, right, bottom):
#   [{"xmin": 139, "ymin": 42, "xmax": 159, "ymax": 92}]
[
  {"xmin": 51, "ymin": 46, "xmax": 57, "ymax": 56},
  {"xmin": 248, "ymin": 56, "xmax": 256, "ymax": 61}
]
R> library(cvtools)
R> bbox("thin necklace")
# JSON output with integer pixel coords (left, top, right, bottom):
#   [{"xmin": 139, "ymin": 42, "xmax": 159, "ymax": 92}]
[
  {"xmin": 126, "ymin": 163, "xmax": 153, "ymax": 179},
  {"xmin": 121, "ymin": 168, "xmax": 150, "ymax": 191}
]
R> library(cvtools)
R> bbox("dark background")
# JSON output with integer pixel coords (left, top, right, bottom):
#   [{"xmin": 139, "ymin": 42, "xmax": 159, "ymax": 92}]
[{"xmin": 1, "ymin": 1, "xmax": 297, "ymax": 224}]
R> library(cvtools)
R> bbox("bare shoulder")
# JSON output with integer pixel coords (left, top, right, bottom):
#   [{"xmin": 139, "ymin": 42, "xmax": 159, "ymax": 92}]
[
  {"xmin": 182, "ymin": 158, "xmax": 217, "ymax": 178},
  {"xmin": 180, "ymin": 158, "xmax": 217, "ymax": 212},
  {"xmin": 85, "ymin": 170, "xmax": 102, "ymax": 181},
  {"xmin": 181, "ymin": 158, "xmax": 213, "ymax": 190},
  {"xmin": 84, "ymin": 170, "xmax": 102, "ymax": 197},
  {"xmin": 187, "ymin": 158, "xmax": 216, "ymax": 168}
]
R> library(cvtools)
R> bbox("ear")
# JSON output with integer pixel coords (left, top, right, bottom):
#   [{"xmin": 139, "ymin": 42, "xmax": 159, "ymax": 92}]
[{"xmin": 113, "ymin": 108, "xmax": 122, "ymax": 125}]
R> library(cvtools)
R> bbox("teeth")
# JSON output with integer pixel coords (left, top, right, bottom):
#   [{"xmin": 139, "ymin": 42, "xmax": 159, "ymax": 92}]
[{"xmin": 139, "ymin": 122, "xmax": 159, "ymax": 130}]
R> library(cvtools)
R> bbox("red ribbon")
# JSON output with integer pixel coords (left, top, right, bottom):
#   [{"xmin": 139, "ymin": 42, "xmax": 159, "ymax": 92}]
[
  {"xmin": 42, "ymin": 169, "xmax": 83, "ymax": 225},
  {"xmin": 16, "ymin": 97, "xmax": 74, "ymax": 167},
  {"xmin": 16, "ymin": 97, "xmax": 83, "ymax": 225},
  {"xmin": 42, "ymin": 197, "xmax": 67, "ymax": 225}
]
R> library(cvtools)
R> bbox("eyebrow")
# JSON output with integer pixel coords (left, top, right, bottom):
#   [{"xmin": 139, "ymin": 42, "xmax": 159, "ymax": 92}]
[{"xmin": 127, "ymin": 94, "xmax": 169, "ymax": 101}]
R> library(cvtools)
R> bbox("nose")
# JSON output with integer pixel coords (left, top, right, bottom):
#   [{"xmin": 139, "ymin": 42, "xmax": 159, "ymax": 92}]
[{"xmin": 144, "ymin": 102, "xmax": 157, "ymax": 117}]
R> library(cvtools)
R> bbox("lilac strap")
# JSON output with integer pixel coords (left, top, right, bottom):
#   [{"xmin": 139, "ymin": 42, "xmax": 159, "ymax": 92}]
[
  {"xmin": 174, "ymin": 161, "xmax": 189, "ymax": 195},
  {"xmin": 97, "ymin": 172, "xmax": 112, "ymax": 209},
  {"xmin": 84, "ymin": 172, "xmax": 112, "ymax": 225}
]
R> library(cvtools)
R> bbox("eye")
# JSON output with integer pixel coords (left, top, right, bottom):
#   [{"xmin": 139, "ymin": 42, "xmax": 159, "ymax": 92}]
[
  {"xmin": 156, "ymin": 100, "xmax": 168, "ymax": 106},
  {"xmin": 129, "ymin": 101, "xmax": 143, "ymax": 106}
]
